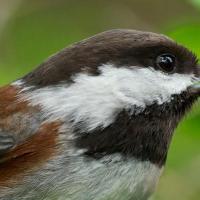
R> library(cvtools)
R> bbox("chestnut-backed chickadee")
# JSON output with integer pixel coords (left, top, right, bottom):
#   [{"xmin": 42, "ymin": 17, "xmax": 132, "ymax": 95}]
[{"xmin": 0, "ymin": 29, "xmax": 199, "ymax": 200}]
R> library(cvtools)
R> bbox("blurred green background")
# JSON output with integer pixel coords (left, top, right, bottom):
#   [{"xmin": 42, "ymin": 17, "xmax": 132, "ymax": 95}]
[{"xmin": 0, "ymin": 0, "xmax": 200, "ymax": 199}]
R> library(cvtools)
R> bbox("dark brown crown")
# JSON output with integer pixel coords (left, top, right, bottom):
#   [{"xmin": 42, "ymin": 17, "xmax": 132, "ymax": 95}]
[{"xmin": 23, "ymin": 29, "xmax": 198, "ymax": 87}]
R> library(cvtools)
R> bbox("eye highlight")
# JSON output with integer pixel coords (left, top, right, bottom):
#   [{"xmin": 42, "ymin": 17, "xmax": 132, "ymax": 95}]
[{"xmin": 156, "ymin": 54, "xmax": 176, "ymax": 73}]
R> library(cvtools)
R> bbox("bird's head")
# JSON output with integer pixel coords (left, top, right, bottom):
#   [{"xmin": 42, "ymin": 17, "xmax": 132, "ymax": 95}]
[
  {"xmin": 1, "ymin": 29, "xmax": 200, "ymax": 200},
  {"xmin": 20, "ymin": 29, "xmax": 200, "ymax": 166}
]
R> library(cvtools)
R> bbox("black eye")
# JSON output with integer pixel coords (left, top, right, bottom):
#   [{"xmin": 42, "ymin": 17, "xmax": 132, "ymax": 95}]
[{"xmin": 156, "ymin": 54, "xmax": 176, "ymax": 73}]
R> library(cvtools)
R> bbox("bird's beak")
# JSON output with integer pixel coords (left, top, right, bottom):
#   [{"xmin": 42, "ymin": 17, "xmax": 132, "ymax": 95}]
[
  {"xmin": 188, "ymin": 82, "xmax": 200, "ymax": 95},
  {"xmin": 188, "ymin": 64, "xmax": 200, "ymax": 95}
]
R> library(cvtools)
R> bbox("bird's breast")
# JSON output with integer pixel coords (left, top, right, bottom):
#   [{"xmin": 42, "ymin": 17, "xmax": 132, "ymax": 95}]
[{"xmin": 57, "ymin": 153, "xmax": 163, "ymax": 200}]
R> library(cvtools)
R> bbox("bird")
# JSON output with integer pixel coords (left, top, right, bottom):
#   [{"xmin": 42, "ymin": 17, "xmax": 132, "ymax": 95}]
[{"xmin": 0, "ymin": 29, "xmax": 199, "ymax": 200}]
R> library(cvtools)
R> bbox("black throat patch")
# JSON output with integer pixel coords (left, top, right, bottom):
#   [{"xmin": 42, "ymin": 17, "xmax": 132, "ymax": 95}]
[{"xmin": 75, "ymin": 92, "xmax": 198, "ymax": 167}]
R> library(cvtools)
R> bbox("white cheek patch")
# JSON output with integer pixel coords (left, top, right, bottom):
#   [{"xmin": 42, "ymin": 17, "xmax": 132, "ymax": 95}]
[{"xmin": 18, "ymin": 64, "xmax": 195, "ymax": 131}]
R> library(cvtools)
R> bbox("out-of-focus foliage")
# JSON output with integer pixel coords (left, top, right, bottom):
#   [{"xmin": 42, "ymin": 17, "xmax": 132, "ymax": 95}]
[
  {"xmin": 169, "ymin": 25, "xmax": 200, "ymax": 56},
  {"xmin": 0, "ymin": 0, "xmax": 199, "ymax": 199},
  {"xmin": 191, "ymin": 0, "xmax": 200, "ymax": 8}
]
